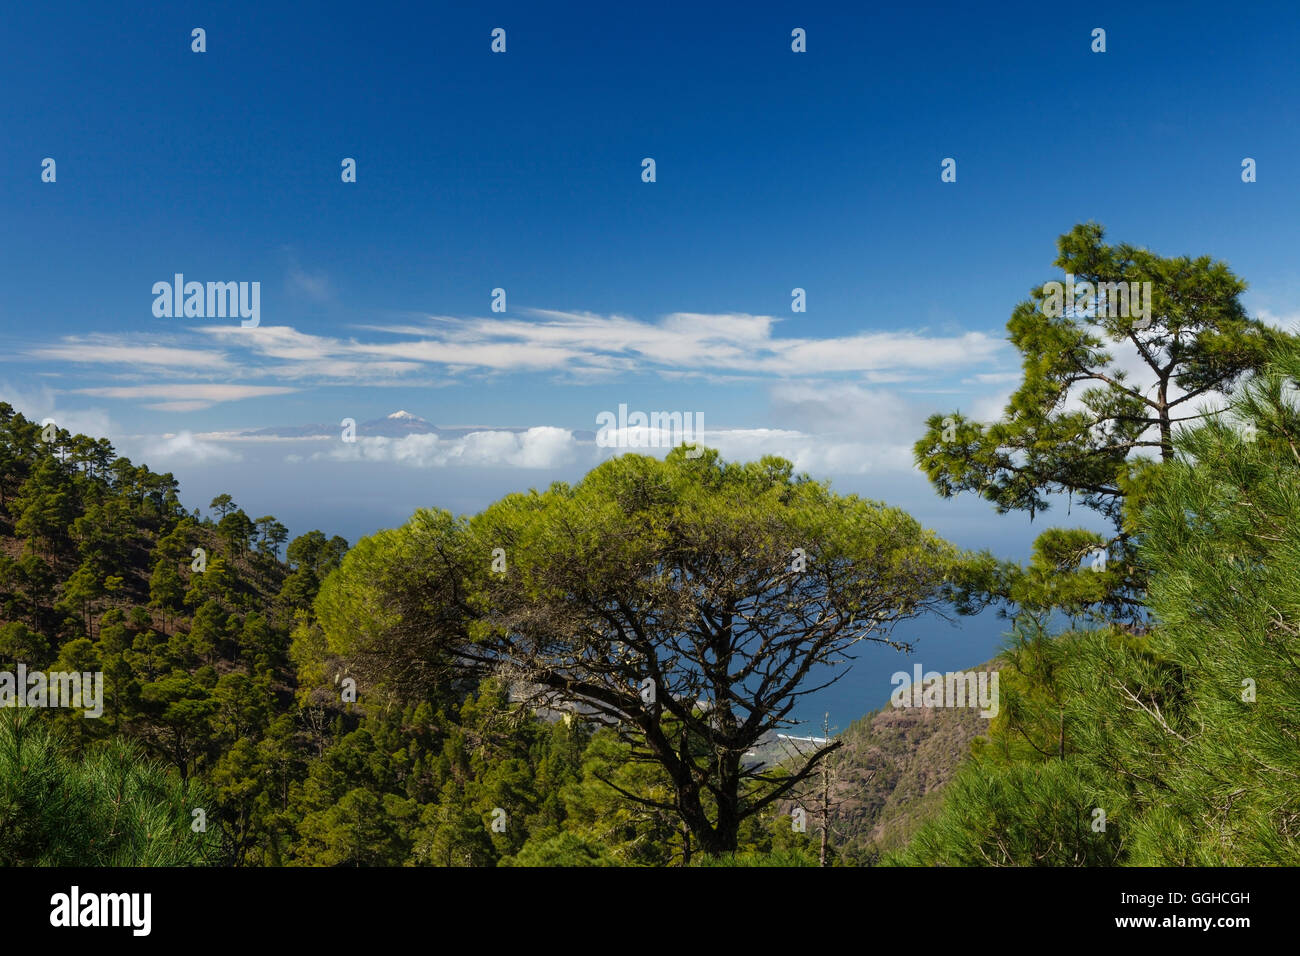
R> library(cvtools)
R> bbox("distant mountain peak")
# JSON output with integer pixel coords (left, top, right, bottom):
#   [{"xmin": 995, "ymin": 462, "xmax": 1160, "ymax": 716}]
[{"xmin": 387, "ymin": 410, "xmax": 420, "ymax": 420}]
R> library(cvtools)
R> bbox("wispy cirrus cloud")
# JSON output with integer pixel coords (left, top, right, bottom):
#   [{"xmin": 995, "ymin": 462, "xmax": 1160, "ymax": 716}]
[
  {"xmin": 192, "ymin": 326, "xmax": 427, "ymax": 384},
  {"xmin": 25, "ymin": 335, "xmax": 230, "ymax": 371},
  {"xmin": 286, "ymin": 266, "xmax": 334, "ymax": 303},
  {"xmin": 27, "ymin": 311, "xmax": 1009, "ymax": 385},
  {"xmin": 358, "ymin": 310, "xmax": 1006, "ymax": 379},
  {"xmin": 7, "ymin": 308, "xmax": 1014, "ymax": 411},
  {"xmin": 72, "ymin": 384, "xmax": 297, "ymax": 411}
]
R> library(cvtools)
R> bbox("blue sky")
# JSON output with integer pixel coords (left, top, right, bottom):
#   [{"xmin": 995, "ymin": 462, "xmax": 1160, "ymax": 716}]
[{"xmin": 3, "ymin": 0, "xmax": 1297, "ymax": 723}]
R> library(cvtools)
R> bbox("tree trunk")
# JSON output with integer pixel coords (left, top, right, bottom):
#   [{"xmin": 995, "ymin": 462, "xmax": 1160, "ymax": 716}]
[{"xmin": 1157, "ymin": 378, "xmax": 1173, "ymax": 462}]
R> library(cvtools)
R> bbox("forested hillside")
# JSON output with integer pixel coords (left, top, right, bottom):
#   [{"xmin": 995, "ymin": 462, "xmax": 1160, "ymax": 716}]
[
  {"xmin": 813, "ymin": 663, "xmax": 999, "ymax": 865},
  {"xmin": 0, "ymin": 404, "xmax": 841, "ymax": 865}
]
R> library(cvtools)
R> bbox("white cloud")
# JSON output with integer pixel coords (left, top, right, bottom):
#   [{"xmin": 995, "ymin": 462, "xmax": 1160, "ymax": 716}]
[
  {"xmin": 964, "ymin": 372, "xmax": 1021, "ymax": 385},
  {"xmin": 759, "ymin": 331, "xmax": 1001, "ymax": 375},
  {"xmin": 14, "ymin": 310, "xmax": 1014, "ymax": 412},
  {"xmin": 354, "ymin": 338, "xmax": 587, "ymax": 372},
  {"xmin": 25, "ymin": 339, "xmax": 229, "ymax": 370},
  {"xmin": 0, "ymin": 381, "xmax": 114, "ymax": 440},
  {"xmin": 1257, "ymin": 308, "xmax": 1300, "ymax": 332},
  {"xmin": 415, "ymin": 310, "xmax": 1006, "ymax": 378},
  {"xmin": 143, "ymin": 401, "xmax": 215, "ymax": 413},
  {"xmin": 287, "ymin": 266, "xmax": 333, "ymax": 303},
  {"xmin": 141, "ymin": 431, "xmax": 242, "ymax": 464},
  {"xmin": 200, "ymin": 311, "xmax": 1008, "ymax": 381},
  {"xmin": 317, "ymin": 427, "xmax": 580, "ymax": 470},
  {"xmin": 204, "ymin": 325, "xmax": 337, "ymax": 361},
  {"xmin": 305, "ymin": 422, "xmax": 918, "ymax": 477},
  {"xmin": 73, "ymin": 384, "xmax": 298, "ymax": 407},
  {"xmin": 701, "ymin": 428, "xmax": 915, "ymax": 476},
  {"xmin": 768, "ymin": 382, "xmax": 919, "ymax": 435},
  {"xmin": 969, "ymin": 390, "xmax": 1014, "ymax": 422},
  {"xmin": 196, "ymin": 326, "xmax": 436, "ymax": 384}
]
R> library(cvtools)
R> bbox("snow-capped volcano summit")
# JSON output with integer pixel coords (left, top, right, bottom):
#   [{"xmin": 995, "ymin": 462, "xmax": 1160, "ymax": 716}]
[
  {"xmin": 242, "ymin": 409, "xmax": 545, "ymax": 441},
  {"xmin": 366, "ymin": 410, "xmax": 434, "ymax": 435}
]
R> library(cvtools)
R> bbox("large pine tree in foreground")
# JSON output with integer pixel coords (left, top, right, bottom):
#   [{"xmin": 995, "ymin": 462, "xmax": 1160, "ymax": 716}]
[{"xmin": 314, "ymin": 447, "xmax": 960, "ymax": 855}]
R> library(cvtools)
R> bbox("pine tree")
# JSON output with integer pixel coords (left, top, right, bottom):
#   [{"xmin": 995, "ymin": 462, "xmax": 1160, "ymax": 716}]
[{"xmin": 915, "ymin": 222, "xmax": 1286, "ymax": 626}]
